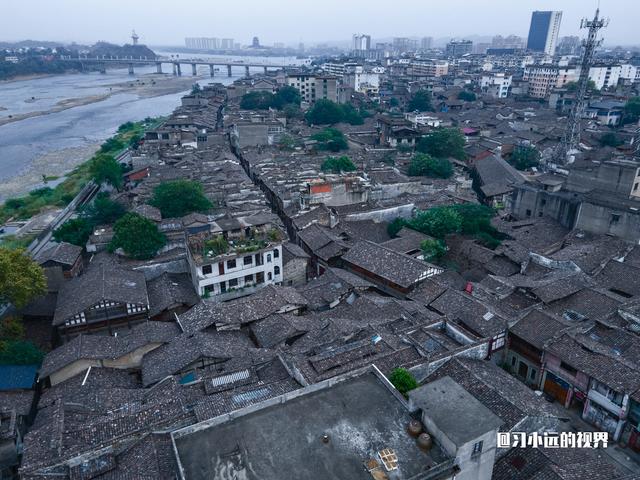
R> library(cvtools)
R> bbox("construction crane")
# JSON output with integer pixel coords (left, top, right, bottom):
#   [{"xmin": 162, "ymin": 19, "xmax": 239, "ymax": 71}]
[{"xmin": 555, "ymin": 9, "xmax": 607, "ymax": 165}]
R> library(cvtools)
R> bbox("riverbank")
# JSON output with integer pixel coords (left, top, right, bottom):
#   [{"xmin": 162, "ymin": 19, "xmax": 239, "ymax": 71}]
[
  {"xmin": 0, "ymin": 73, "xmax": 201, "ymax": 127},
  {"xmin": 0, "ymin": 118, "xmax": 160, "ymax": 225}
]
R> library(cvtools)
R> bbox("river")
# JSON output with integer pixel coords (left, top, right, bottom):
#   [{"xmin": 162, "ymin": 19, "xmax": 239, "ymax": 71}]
[{"xmin": 0, "ymin": 53, "xmax": 306, "ymax": 202}]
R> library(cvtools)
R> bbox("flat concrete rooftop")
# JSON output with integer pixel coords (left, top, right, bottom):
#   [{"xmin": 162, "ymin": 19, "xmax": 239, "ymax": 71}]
[{"xmin": 173, "ymin": 370, "xmax": 451, "ymax": 479}]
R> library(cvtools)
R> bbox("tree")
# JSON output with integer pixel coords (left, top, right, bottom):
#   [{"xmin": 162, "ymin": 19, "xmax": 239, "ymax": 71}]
[
  {"xmin": 599, "ymin": 132, "xmax": 622, "ymax": 147},
  {"xmin": 278, "ymin": 134, "xmax": 297, "ymax": 150},
  {"xmin": 389, "ymin": 368, "xmax": 418, "ymax": 396},
  {"xmin": 109, "ymin": 213, "xmax": 166, "ymax": 260},
  {"xmin": 0, "ymin": 340, "xmax": 44, "ymax": 365},
  {"xmin": 389, "ymin": 97, "xmax": 400, "ymax": 108},
  {"xmin": 565, "ymin": 80, "xmax": 597, "ymax": 92},
  {"xmin": 409, "ymin": 207, "xmax": 463, "ymax": 239},
  {"xmin": 305, "ymin": 99, "xmax": 345, "ymax": 125},
  {"xmin": 311, "ymin": 128, "xmax": 349, "ymax": 152},
  {"xmin": 416, "ymin": 128, "xmax": 466, "ymax": 160},
  {"xmin": 0, "ymin": 247, "xmax": 47, "ymax": 308},
  {"xmin": 624, "ymin": 97, "xmax": 640, "ymax": 123},
  {"xmin": 117, "ymin": 121, "xmax": 135, "ymax": 133},
  {"xmin": 273, "ymin": 86, "xmax": 301, "ymax": 109},
  {"xmin": 100, "ymin": 137, "xmax": 125, "ymax": 153},
  {"xmin": 240, "ymin": 91, "xmax": 275, "ymax": 110},
  {"xmin": 509, "ymin": 145, "xmax": 540, "ymax": 171},
  {"xmin": 81, "ymin": 192, "xmax": 126, "ymax": 225},
  {"xmin": 191, "ymin": 83, "xmax": 202, "ymax": 94},
  {"xmin": 53, "ymin": 218, "xmax": 94, "ymax": 246},
  {"xmin": 387, "ymin": 218, "xmax": 406, "ymax": 237},
  {"xmin": 421, "ymin": 238, "xmax": 447, "ymax": 261},
  {"xmin": 340, "ymin": 104, "xmax": 364, "ymax": 125},
  {"xmin": 321, "ymin": 156, "xmax": 357, "ymax": 173},
  {"xmin": 150, "ymin": 180, "xmax": 213, "ymax": 218},
  {"xmin": 407, "ymin": 90, "xmax": 432, "ymax": 112},
  {"xmin": 458, "ymin": 90, "xmax": 477, "ymax": 102},
  {"xmin": 407, "ymin": 153, "xmax": 453, "ymax": 178},
  {"xmin": 452, "ymin": 204, "xmax": 496, "ymax": 236},
  {"xmin": 89, "ymin": 154, "xmax": 123, "ymax": 190},
  {"xmin": 282, "ymin": 104, "xmax": 303, "ymax": 120}
]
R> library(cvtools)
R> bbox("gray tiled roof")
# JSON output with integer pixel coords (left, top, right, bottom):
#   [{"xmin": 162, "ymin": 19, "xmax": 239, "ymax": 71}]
[{"xmin": 53, "ymin": 263, "xmax": 149, "ymax": 325}]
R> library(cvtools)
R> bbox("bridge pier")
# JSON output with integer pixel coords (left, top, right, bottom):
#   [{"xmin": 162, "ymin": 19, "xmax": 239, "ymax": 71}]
[
  {"xmin": 156, "ymin": 62, "xmax": 163, "ymax": 74},
  {"xmin": 177, "ymin": 63, "xmax": 182, "ymax": 76},
  {"xmin": 209, "ymin": 64, "xmax": 215, "ymax": 77},
  {"xmin": 245, "ymin": 65, "xmax": 250, "ymax": 77},
  {"xmin": 128, "ymin": 63, "xmax": 134, "ymax": 75},
  {"xmin": 191, "ymin": 63, "xmax": 197, "ymax": 76},
  {"xmin": 264, "ymin": 66, "xmax": 268, "ymax": 75},
  {"xmin": 172, "ymin": 63, "xmax": 177, "ymax": 76},
  {"xmin": 227, "ymin": 65, "xmax": 232, "ymax": 77},
  {"xmin": 99, "ymin": 64, "xmax": 106, "ymax": 74}
]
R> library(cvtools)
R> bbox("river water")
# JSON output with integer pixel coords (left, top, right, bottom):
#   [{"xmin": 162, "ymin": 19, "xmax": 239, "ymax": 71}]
[{"xmin": 0, "ymin": 53, "xmax": 306, "ymax": 201}]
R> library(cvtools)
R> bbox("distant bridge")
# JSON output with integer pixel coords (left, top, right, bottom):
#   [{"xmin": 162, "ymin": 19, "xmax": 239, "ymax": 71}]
[{"xmin": 59, "ymin": 55, "xmax": 297, "ymax": 77}]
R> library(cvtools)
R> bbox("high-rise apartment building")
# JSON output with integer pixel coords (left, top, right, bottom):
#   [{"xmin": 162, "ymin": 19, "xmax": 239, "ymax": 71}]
[
  {"xmin": 526, "ymin": 11, "xmax": 562, "ymax": 55},
  {"xmin": 353, "ymin": 34, "xmax": 371, "ymax": 52}
]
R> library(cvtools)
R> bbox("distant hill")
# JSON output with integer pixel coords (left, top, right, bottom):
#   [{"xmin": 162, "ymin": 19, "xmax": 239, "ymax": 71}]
[{"xmin": 89, "ymin": 42, "xmax": 156, "ymax": 59}]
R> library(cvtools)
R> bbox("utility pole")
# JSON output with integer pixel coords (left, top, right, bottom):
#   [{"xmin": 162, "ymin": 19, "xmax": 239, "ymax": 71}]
[{"xmin": 555, "ymin": 9, "xmax": 607, "ymax": 165}]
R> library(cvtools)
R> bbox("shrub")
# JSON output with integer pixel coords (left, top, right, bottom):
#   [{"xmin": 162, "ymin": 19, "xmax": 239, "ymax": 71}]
[
  {"xmin": 321, "ymin": 156, "xmax": 356, "ymax": 173},
  {"xmin": 389, "ymin": 368, "xmax": 418, "ymax": 396},
  {"xmin": 407, "ymin": 153, "xmax": 453, "ymax": 178}
]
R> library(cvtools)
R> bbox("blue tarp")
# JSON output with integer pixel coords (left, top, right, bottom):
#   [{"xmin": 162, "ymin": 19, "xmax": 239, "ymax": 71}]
[{"xmin": 0, "ymin": 365, "xmax": 38, "ymax": 390}]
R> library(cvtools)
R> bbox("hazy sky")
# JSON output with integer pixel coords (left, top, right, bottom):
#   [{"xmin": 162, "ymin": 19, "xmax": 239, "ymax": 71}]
[{"xmin": 2, "ymin": 0, "xmax": 638, "ymax": 47}]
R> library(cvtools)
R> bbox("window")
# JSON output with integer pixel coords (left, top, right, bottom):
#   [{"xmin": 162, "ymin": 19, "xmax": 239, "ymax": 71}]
[
  {"xmin": 161, "ymin": 133, "xmax": 170, "ymax": 140},
  {"xmin": 255, "ymin": 253, "xmax": 263, "ymax": 266},
  {"xmin": 634, "ymin": 183, "xmax": 639, "ymax": 192},
  {"xmin": 560, "ymin": 361, "xmax": 577, "ymax": 376},
  {"xmin": 244, "ymin": 274, "xmax": 254, "ymax": 283},
  {"xmin": 511, "ymin": 356, "xmax": 516, "ymax": 367},
  {"xmin": 227, "ymin": 259, "xmax": 236, "ymax": 269},
  {"xmin": 268, "ymin": 272, "xmax": 273, "ymax": 280},
  {"xmin": 243, "ymin": 256, "xmax": 252, "ymax": 266},
  {"xmin": 256, "ymin": 272, "xmax": 265, "ymax": 283},
  {"xmin": 273, "ymin": 248, "xmax": 279, "ymax": 258},
  {"xmin": 204, "ymin": 284, "xmax": 214, "ymax": 293},
  {"xmin": 610, "ymin": 213, "xmax": 621, "ymax": 225},
  {"xmin": 229, "ymin": 278, "xmax": 238, "ymax": 287},
  {"xmin": 267, "ymin": 254, "xmax": 272, "ymax": 263},
  {"xmin": 274, "ymin": 266, "xmax": 280, "ymax": 276},
  {"xmin": 472, "ymin": 441, "xmax": 483, "ymax": 457},
  {"xmin": 202, "ymin": 264, "xmax": 213, "ymax": 275},
  {"xmin": 220, "ymin": 282, "xmax": 227, "ymax": 293},
  {"xmin": 525, "ymin": 209, "xmax": 532, "ymax": 217}
]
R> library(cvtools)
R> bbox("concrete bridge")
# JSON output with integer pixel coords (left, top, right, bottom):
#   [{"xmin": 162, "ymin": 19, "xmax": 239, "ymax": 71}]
[{"xmin": 59, "ymin": 55, "xmax": 295, "ymax": 77}]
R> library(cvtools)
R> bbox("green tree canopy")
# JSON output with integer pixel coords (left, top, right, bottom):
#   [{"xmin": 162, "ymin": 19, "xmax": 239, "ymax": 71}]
[
  {"xmin": 89, "ymin": 154, "xmax": 123, "ymax": 190},
  {"xmin": 416, "ymin": 128, "xmax": 466, "ymax": 160},
  {"xmin": 240, "ymin": 91, "xmax": 275, "ymax": 110},
  {"xmin": 53, "ymin": 217, "xmax": 94, "ymax": 246},
  {"xmin": 305, "ymin": 99, "xmax": 345, "ymax": 125},
  {"xmin": 273, "ymin": 86, "xmax": 301, "ymax": 108},
  {"xmin": 100, "ymin": 137, "xmax": 125, "ymax": 154},
  {"xmin": 81, "ymin": 192, "xmax": 126, "ymax": 225},
  {"xmin": 321, "ymin": 156, "xmax": 357, "ymax": 173},
  {"xmin": 407, "ymin": 153, "xmax": 453, "ymax": 178},
  {"xmin": 624, "ymin": 97, "xmax": 640, "ymax": 123},
  {"xmin": 409, "ymin": 207, "xmax": 463, "ymax": 239},
  {"xmin": 421, "ymin": 238, "xmax": 447, "ymax": 261},
  {"xmin": 389, "ymin": 368, "xmax": 418, "ymax": 396},
  {"xmin": 0, "ymin": 247, "xmax": 47, "ymax": 308},
  {"xmin": 311, "ymin": 128, "xmax": 349, "ymax": 152},
  {"xmin": 565, "ymin": 80, "xmax": 597, "ymax": 92},
  {"xmin": 509, "ymin": 145, "xmax": 540, "ymax": 171},
  {"xmin": 150, "ymin": 180, "xmax": 213, "ymax": 218},
  {"xmin": 458, "ymin": 90, "xmax": 477, "ymax": 102},
  {"xmin": 407, "ymin": 90, "xmax": 433, "ymax": 112},
  {"xmin": 387, "ymin": 217, "xmax": 407, "ymax": 238},
  {"xmin": 109, "ymin": 213, "xmax": 166, "ymax": 260}
]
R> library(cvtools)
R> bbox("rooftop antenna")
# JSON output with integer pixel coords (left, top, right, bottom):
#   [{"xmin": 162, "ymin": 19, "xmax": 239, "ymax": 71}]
[{"xmin": 554, "ymin": 8, "xmax": 608, "ymax": 166}]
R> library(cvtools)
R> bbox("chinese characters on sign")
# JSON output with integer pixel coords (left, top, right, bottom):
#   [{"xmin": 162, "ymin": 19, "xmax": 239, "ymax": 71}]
[{"xmin": 497, "ymin": 432, "xmax": 608, "ymax": 449}]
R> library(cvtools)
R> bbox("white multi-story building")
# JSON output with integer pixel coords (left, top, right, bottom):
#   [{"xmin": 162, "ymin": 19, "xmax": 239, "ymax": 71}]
[
  {"xmin": 409, "ymin": 61, "xmax": 449, "ymax": 77},
  {"xmin": 526, "ymin": 11, "xmax": 562, "ymax": 56},
  {"xmin": 343, "ymin": 66, "xmax": 380, "ymax": 95},
  {"xmin": 185, "ymin": 37, "xmax": 220, "ymax": 50},
  {"xmin": 188, "ymin": 231, "xmax": 284, "ymax": 301},
  {"xmin": 589, "ymin": 65, "xmax": 622, "ymax": 90},
  {"xmin": 404, "ymin": 112, "xmax": 442, "ymax": 128},
  {"xmin": 353, "ymin": 34, "xmax": 371, "ymax": 52},
  {"xmin": 480, "ymin": 73, "xmax": 513, "ymax": 98}
]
